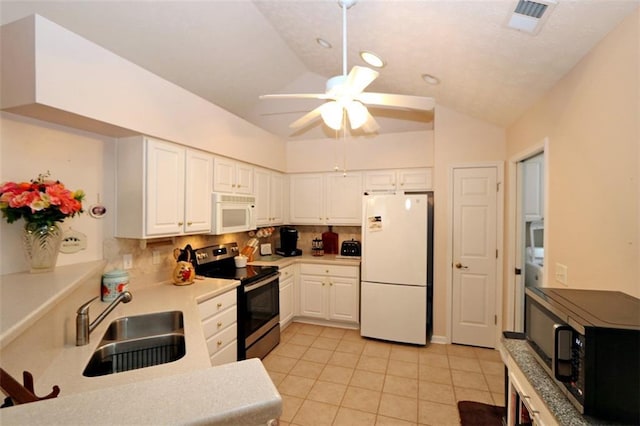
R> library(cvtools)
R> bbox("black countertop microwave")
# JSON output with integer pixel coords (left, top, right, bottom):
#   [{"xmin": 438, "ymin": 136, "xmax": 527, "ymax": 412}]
[{"xmin": 525, "ymin": 286, "xmax": 640, "ymax": 424}]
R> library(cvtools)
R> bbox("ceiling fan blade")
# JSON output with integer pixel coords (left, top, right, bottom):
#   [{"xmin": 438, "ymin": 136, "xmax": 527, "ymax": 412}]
[
  {"xmin": 289, "ymin": 105, "xmax": 325, "ymax": 129},
  {"xmin": 260, "ymin": 93, "xmax": 331, "ymax": 100},
  {"xmin": 344, "ymin": 66, "xmax": 379, "ymax": 95},
  {"xmin": 361, "ymin": 111, "xmax": 380, "ymax": 133},
  {"xmin": 356, "ymin": 92, "xmax": 436, "ymax": 111}
]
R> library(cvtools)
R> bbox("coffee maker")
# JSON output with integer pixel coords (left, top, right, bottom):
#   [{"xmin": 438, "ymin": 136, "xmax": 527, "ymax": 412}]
[{"xmin": 276, "ymin": 227, "xmax": 302, "ymax": 257}]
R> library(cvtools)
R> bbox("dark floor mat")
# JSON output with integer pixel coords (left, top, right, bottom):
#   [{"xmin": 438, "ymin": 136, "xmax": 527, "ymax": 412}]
[{"xmin": 458, "ymin": 400, "xmax": 506, "ymax": 426}]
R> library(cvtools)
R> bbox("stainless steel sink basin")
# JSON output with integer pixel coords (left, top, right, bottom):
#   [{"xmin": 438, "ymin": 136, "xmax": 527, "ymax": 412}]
[
  {"xmin": 83, "ymin": 311, "xmax": 186, "ymax": 377},
  {"xmin": 102, "ymin": 310, "xmax": 184, "ymax": 340}
]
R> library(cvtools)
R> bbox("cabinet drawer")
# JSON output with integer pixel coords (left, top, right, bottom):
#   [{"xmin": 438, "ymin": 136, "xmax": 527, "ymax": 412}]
[
  {"xmin": 300, "ymin": 263, "xmax": 358, "ymax": 278},
  {"xmin": 201, "ymin": 305, "xmax": 237, "ymax": 339},
  {"xmin": 210, "ymin": 339, "xmax": 238, "ymax": 366},
  {"xmin": 279, "ymin": 265, "xmax": 295, "ymax": 280},
  {"xmin": 206, "ymin": 323, "xmax": 238, "ymax": 356},
  {"xmin": 198, "ymin": 290, "xmax": 237, "ymax": 320}
]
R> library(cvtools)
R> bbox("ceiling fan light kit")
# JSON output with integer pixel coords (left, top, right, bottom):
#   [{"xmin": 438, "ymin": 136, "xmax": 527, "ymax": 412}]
[{"xmin": 259, "ymin": 0, "xmax": 435, "ymax": 134}]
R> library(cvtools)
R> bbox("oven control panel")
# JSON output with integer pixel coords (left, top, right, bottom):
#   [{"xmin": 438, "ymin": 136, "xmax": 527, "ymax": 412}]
[{"xmin": 193, "ymin": 243, "xmax": 239, "ymax": 265}]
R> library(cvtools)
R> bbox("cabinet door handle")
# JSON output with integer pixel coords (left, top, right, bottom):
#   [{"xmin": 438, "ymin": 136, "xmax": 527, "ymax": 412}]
[
  {"xmin": 217, "ymin": 303, "xmax": 223, "ymax": 308},
  {"xmin": 187, "ymin": 221, "xmax": 193, "ymax": 226},
  {"xmin": 217, "ymin": 340, "xmax": 223, "ymax": 347},
  {"xmin": 178, "ymin": 221, "xmax": 184, "ymax": 226},
  {"xmin": 217, "ymin": 321, "xmax": 223, "ymax": 328}
]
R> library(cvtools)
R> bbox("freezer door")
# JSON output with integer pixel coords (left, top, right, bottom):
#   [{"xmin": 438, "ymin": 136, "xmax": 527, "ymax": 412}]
[
  {"xmin": 362, "ymin": 193, "xmax": 427, "ymax": 286},
  {"xmin": 360, "ymin": 281, "xmax": 427, "ymax": 345}
]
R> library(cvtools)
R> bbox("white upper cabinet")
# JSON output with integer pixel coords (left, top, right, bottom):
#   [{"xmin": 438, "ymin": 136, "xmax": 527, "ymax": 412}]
[
  {"xmin": 184, "ymin": 149, "xmax": 214, "ymax": 233},
  {"xmin": 289, "ymin": 172, "xmax": 362, "ymax": 225},
  {"xmin": 289, "ymin": 174, "xmax": 324, "ymax": 224},
  {"xmin": 116, "ymin": 136, "xmax": 212, "ymax": 238},
  {"xmin": 213, "ymin": 157, "xmax": 254, "ymax": 194},
  {"xmin": 325, "ymin": 173, "xmax": 363, "ymax": 225},
  {"xmin": 523, "ymin": 155, "xmax": 544, "ymax": 222},
  {"xmin": 254, "ymin": 168, "xmax": 285, "ymax": 226},
  {"xmin": 364, "ymin": 168, "xmax": 433, "ymax": 192}
]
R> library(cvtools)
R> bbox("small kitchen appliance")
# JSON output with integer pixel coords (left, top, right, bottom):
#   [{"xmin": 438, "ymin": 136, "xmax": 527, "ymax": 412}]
[
  {"xmin": 340, "ymin": 239, "xmax": 361, "ymax": 257},
  {"xmin": 276, "ymin": 227, "xmax": 302, "ymax": 257},
  {"xmin": 189, "ymin": 243, "xmax": 280, "ymax": 360},
  {"xmin": 525, "ymin": 286, "xmax": 640, "ymax": 423}
]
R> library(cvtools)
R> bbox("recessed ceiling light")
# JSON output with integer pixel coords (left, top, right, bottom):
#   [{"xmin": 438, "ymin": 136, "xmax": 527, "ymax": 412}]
[
  {"xmin": 316, "ymin": 38, "xmax": 332, "ymax": 49},
  {"xmin": 421, "ymin": 73, "xmax": 440, "ymax": 85},
  {"xmin": 359, "ymin": 51, "xmax": 386, "ymax": 68}
]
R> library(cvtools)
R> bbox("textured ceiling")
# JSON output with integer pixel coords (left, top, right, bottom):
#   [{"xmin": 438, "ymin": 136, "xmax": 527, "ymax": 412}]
[{"xmin": 1, "ymin": 1, "xmax": 638, "ymax": 140}]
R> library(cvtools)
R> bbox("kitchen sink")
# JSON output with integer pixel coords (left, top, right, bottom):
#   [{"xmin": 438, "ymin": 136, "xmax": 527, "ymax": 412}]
[
  {"xmin": 101, "ymin": 310, "xmax": 184, "ymax": 340},
  {"xmin": 83, "ymin": 311, "xmax": 186, "ymax": 377}
]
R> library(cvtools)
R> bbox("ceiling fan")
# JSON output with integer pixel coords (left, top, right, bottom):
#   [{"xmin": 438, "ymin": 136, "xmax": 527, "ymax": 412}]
[{"xmin": 259, "ymin": 0, "xmax": 435, "ymax": 133}]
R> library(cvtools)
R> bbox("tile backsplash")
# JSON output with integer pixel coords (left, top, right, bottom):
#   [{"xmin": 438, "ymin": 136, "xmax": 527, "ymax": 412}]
[{"xmin": 103, "ymin": 225, "xmax": 361, "ymax": 289}]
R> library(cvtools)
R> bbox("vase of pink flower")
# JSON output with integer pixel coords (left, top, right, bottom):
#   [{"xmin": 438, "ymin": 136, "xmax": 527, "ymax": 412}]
[{"xmin": 0, "ymin": 172, "xmax": 84, "ymax": 273}]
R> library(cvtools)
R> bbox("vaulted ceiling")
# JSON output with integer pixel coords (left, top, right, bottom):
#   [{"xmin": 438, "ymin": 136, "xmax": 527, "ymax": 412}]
[{"xmin": 1, "ymin": 1, "xmax": 637, "ymax": 140}]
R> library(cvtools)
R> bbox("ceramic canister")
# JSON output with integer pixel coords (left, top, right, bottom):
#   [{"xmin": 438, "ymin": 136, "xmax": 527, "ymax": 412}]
[{"xmin": 101, "ymin": 269, "xmax": 129, "ymax": 302}]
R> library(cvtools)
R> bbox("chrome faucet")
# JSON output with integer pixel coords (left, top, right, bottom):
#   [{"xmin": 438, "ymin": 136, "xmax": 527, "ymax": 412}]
[{"xmin": 76, "ymin": 291, "xmax": 133, "ymax": 346}]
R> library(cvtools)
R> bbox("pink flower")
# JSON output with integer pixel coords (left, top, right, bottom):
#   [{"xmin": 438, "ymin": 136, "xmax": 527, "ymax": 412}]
[{"xmin": 0, "ymin": 172, "xmax": 84, "ymax": 225}]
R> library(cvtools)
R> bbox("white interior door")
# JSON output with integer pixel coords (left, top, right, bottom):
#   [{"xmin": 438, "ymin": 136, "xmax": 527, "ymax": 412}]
[{"xmin": 452, "ymin": 167, "xmax": 498, "ymax": 348}]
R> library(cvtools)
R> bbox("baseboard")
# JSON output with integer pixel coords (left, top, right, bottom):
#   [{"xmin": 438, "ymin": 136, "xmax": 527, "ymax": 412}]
[{"xmin": 430, "ymin": 334, "xmax": 448, "ymax": 344}]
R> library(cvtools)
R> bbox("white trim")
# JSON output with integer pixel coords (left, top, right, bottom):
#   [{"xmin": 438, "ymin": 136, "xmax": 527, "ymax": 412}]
[
  {"xmin": 505, "ymin": 138, "xmax": 549, "ymax": 332},
  {"xmin": 430, "ymin": 335, "xmax": 448, "ymax": 345},
  {"xmin": 447, "ymin": 161, "xmax": 504, "ymax": 349}
]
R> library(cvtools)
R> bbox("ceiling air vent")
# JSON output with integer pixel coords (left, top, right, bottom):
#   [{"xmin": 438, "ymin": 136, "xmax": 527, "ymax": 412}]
[{"xmin": 507, "ymin": 0, "xmax": 557, "ymax": 35}]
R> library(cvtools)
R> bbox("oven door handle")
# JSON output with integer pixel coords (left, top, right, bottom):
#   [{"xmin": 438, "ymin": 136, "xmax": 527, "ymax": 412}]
[{"xmin": 244, "ymin": 273, "xmax": 280, "ymax": 293}]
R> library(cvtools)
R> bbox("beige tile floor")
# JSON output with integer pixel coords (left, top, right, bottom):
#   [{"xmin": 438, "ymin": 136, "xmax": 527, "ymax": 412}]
[{"xmin": 263, "ymin": 322, "xmax": 505, "ymax": 426}]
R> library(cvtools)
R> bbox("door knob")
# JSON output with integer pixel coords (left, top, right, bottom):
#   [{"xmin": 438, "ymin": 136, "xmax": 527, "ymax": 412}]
[{"xmin": 455, "ymin": 262, "xmax": 469, "ymax": 270}]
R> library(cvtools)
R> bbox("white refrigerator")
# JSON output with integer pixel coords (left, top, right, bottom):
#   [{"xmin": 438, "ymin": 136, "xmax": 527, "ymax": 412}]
[{"xmin": 360, "ymin": 192, "xmax": 430, "ymax": 345}]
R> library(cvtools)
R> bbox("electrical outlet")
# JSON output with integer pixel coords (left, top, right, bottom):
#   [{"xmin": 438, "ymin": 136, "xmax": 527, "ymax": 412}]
[
  {"xmin": 123, "ymin": 254, "xmax": 133, "ymax": 270},
  {"xmin": 555, "ymin": 263, "xmax": 568, "ymax": 285},
  {"xmin": 152, "ymin": 250, "xmax": 161, "ymax": 265}
]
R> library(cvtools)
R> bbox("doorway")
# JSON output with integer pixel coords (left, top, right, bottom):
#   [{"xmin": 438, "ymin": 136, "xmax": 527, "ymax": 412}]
[
  {"xmin": 450, "ymin": 165, "xmax": 503, "ymax": 348},
  {"xmin": 507, "ymin": 140, "xmax": 548, "ymax": 332}
]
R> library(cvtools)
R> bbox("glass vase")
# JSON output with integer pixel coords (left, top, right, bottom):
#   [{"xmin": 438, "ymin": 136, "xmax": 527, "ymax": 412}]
[{"xmin": 22, "ymin": 222, "xmax": 63, "ymax": 273}]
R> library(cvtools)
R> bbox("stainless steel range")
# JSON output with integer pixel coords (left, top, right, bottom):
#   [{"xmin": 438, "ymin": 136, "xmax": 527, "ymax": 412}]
[{"xmin": 189, "ymin": 242, "xmax": 280, "ymax": 360}]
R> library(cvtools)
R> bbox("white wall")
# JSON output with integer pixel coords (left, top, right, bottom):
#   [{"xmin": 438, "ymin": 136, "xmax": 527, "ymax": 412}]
[
  {"xmin": 433, "ymin": 105, "xmax": 506, "ymax": 340},
  {"xmin": 286, "ymin": 130, "xmax": 434, "ymax": 173},
  {"xmin": 1, "ymin": 15, "xmax": 287, "ymax": 172},
  {"xmin": 0, "ymin": 112, "xmax": 115, "ymax": 275},
  {"xmin": 506, "ymin": 7, "xmax": 639, "ymax": 297}
]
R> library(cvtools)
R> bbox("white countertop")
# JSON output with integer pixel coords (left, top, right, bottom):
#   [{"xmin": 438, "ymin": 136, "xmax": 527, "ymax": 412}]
[
  {"xmin": 250, "ymin": 253, "xmax": 361, "ymax": 268},
  {"xmin": 0, "ymin": 358, "xmax": 281, "ymax": 426},
  {"xmin": 36, "ymin": 278, "xmax": 240, "ymax": 395},
  {"xmin": 0, "ymin": 273, "xmax": 282, "ymax": 425}
]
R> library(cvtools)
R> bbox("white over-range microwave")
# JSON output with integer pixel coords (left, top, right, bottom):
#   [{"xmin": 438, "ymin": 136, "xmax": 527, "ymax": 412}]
[{"xmin": 210, "ymin": 192, "xmax": 257, "ymax": 235}]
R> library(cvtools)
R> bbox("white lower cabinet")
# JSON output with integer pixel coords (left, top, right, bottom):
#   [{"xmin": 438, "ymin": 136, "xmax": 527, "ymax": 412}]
[
  {"xmin": 198, "ymin": 289, "xmax": 237, "ymax": 366},
  {"xmin": 298, "ymin": 264, "xmax": 359, "ymax": 324},
  {"xmin": 279, "ymin": 264, "xmax": 296, "ymax": 328},
  {"xmin": 506, "ymin": 357, "xmax": 555, "ymax": 425}
]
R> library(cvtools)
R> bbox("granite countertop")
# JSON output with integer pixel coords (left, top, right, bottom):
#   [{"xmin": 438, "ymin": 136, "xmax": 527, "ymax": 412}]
[{"xmin": 501, "ymin": 338, "xmax": 598, "ymax": 426}]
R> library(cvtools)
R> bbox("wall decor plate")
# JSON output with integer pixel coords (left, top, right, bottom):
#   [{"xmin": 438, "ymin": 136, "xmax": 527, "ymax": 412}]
[{"xmin": 60, "ymin": 228, "xmax": 87, "ymax": 253}]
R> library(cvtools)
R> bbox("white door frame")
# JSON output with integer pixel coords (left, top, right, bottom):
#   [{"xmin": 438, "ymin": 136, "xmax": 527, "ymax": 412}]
[
  {"xmin": 446, "ymin": 162, "xmax": 504, "ymax": 347},
  {"xmin": 505, "ymin": 138, "xmax": 549, "ymax": 331}
]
